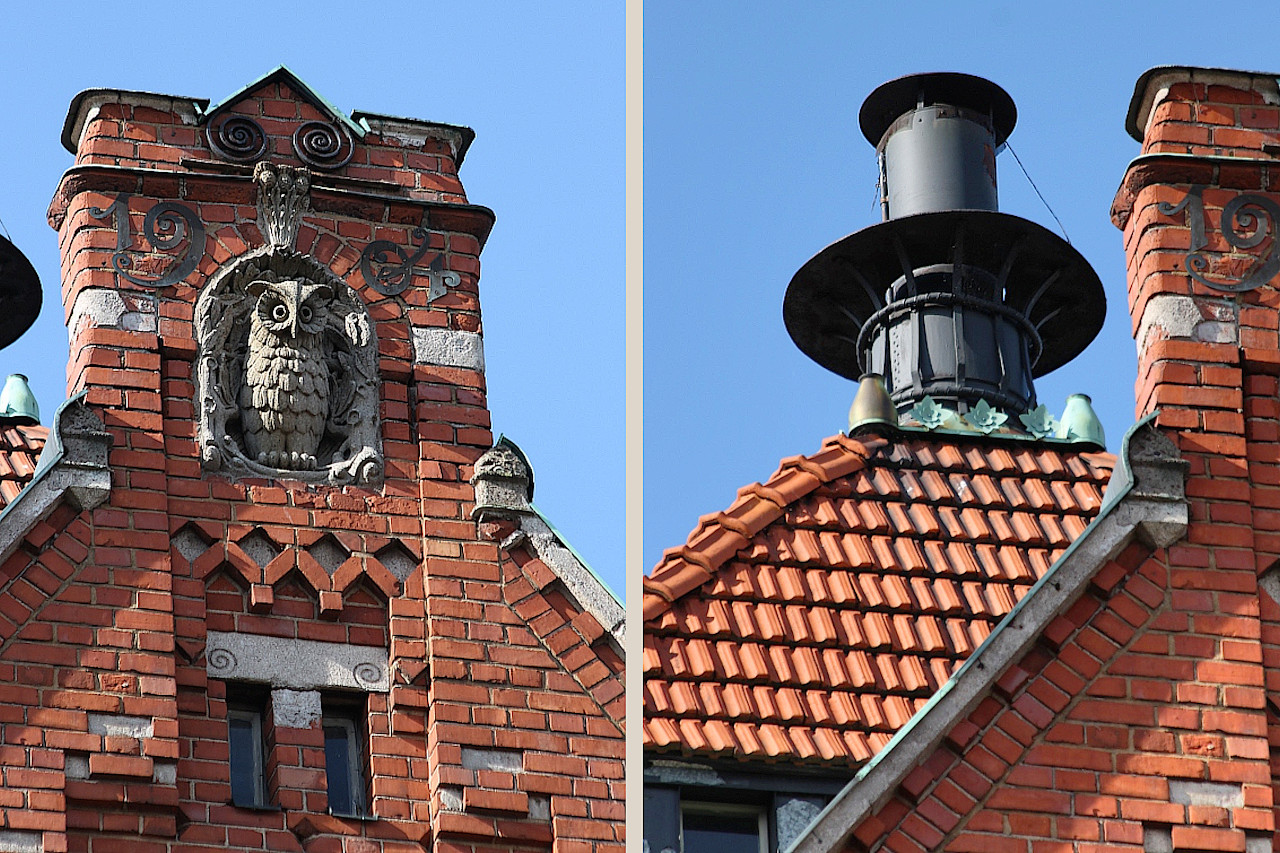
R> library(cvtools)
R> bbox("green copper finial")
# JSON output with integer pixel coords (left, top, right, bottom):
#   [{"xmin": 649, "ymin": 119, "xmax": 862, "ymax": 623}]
[
  {"xmin": 0, "ymin": 374, "xmax": 39, "ymax": 425},
  {"xmin": 1056, "ymin": 393, "xmax": 1105, "ymax": 449}
]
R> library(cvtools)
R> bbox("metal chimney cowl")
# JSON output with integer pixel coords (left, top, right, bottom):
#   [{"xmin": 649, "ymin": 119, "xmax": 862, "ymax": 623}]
[{"xmin": 783, "ymin": 72, "xmax": 1105, "ymax": 420}]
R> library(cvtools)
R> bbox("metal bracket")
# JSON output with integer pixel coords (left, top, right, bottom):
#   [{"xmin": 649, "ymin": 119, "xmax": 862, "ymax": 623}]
[{"xmin": 358, "ymin": 226, "xmax": 460, "ymax": 301}]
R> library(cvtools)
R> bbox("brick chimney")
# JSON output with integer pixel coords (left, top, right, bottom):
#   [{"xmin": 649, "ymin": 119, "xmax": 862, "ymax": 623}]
[
  {"xmin": 14, "ymin": 67, "xmax": 623, "ymax": 853},
  {"xmin": 1112, "ymin": 67, "xmax": 1280, "ymax": 562}
]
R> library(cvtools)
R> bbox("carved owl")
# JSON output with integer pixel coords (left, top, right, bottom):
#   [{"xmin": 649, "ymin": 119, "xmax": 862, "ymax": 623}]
[{"xmin": 239, "ymin": 277, "xmax": 335, "ymax": 470}]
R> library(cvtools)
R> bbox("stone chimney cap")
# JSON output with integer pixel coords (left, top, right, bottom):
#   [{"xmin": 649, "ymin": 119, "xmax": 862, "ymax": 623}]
[{"xmin": 1125, "ymin": 65, "xmax": 1280, "ymax": 143}]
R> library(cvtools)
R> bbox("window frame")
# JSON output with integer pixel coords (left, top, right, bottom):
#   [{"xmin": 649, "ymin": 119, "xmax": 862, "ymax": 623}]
[
  {"xmin": 321, "ymin": 699, "xmax": 370, "ymax": 818},
  {"xmin": 680, "ymin": 800, "xmax": 768, "ymax": 853},
  {"xmin": 227, "ymin": 701, "xmax": 267, "ymax": 808}
]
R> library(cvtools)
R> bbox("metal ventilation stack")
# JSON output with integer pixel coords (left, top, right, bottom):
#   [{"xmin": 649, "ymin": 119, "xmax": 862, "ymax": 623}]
[
  {"xmin": 783, "ymin": 72, "xmax": 1105, "ymax": 422},
  {"xmin": 0, "ymin": 234, "xmax": 40, "ymax": 353}
]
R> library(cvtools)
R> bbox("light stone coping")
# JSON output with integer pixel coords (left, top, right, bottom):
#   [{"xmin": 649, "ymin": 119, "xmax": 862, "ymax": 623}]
[
  {"xmin": 205, "ymin": 631, "xmax": 389, "ymax": 692},
  {"xmin": 87, "ymin": 713, "xmax": 153, "ymax": 738},
  {"xmin": 1169, "ymin": 779, "xmax": 1243, "ymax": 807},
  {"xmin": 0, "ymin": 829, "xmax": 41, "ymax": 853},
  {"xmin": 412, "ymin": 328, "xmax": 485, "ymax": 371},
  {"xmin": 471, "ymin": 441, "xmax": 624, "ymax": 650},
  {"xmin": 789, "ymin": 419, "xmax": 1189, "ymax": 853},
  {"xmin": 461, "ymin": 747, "xmax": 522, "ymax": 773},
  {"xmin": 271, "ymin": 688, "xmax": 322, "ymax": 728},
  {"xmin": 509, "ymin": 514, "xmax": 626, "ymax": 647},
  {"xmin": 68, "ymin": 289, "xmax": 158, "ymax": 337},
  {"xmin": 1134, "ymin": 68, "xmax": 1280, "ymax": 139},
  {"xmin": 66, "ymin": 90, "xmax": 204, "ymax": 154},
  {"xmin": 0, "ymin": 396, "xmax": 110, "ymax": 572},
  {"xmin": 355, "ymin": 115, "xmax": 469, "ymax": 160}
]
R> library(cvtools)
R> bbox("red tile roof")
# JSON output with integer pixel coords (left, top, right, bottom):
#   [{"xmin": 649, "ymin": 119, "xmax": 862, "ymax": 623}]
[
  {"xmin": 643, "ymin": 431, "xmax": 1114, "ymax": 767},
  {"xmin": 0, "ymin": 423, "xmax": 47, "ymax": 510}
]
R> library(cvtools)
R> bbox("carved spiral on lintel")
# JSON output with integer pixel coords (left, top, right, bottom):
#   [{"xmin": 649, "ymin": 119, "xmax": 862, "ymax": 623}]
[
  {"xmin": 352, "ymin": 662, "xmax": 384, "ymax": 687},
  {"xmin": 293, "ymin": 120, "xmax": 354, "ymax": 170},
  {"xmin": 207, "ymin": 114, "xmax": 269, "ymax": 163},
  {"xmin": 207, "ymin": 647, "xmax": 238, "ymax": 673}
]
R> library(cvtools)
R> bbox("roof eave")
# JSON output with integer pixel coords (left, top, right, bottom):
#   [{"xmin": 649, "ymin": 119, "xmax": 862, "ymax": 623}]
[{"xmin": 788, "ymin": 413, "xmax": 1188, "ymax": 853}]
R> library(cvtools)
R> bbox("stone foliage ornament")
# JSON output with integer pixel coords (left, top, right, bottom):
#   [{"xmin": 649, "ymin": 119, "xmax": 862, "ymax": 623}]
[{"xmin": 195, "ymin": 163, "xmax": 381, "ymax": 485}]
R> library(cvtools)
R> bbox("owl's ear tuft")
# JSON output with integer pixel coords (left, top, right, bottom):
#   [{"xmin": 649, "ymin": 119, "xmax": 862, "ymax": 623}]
[
  {"xmin": 246, "ymin": 279, "xmax": 269, "ymax": 298},
  {"xmin": 311, "ymin": 283, "xmax": 334, "ymax": 301}
]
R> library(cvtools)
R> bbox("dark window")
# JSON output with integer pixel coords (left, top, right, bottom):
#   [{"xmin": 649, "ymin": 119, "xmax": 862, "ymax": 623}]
[
  {"xmin": 682, "ymin": 802, "xmax": 766, "ymax": 853},
  {"xmin": 322, "ymin": 702, "xmax": 368, "ymax": 817},
  {"xmin": 228, "ymin": 704, "xmax": 266, "ymax": 807}
]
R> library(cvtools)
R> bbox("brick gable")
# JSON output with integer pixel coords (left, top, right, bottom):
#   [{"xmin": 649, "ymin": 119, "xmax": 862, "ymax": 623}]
[{"xmin": 0, "ymin": 70, "xmax": 621, "ymax": 853}]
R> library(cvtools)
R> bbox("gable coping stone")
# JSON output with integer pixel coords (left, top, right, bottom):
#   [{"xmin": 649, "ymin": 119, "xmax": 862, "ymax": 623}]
[{"xmin": 0, "ymin": 393, "xmax": 109, "ymax": 569}]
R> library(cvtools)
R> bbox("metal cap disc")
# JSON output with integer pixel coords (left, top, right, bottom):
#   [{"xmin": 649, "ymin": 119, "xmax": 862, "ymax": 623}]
[{"xmin": 783, "ymin": 210, "xmax": 1106, "ymax": 382}]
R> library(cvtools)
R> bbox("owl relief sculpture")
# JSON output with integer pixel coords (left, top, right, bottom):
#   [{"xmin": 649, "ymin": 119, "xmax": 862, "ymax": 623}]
[
  {"xmin": 240, "ymin": 277, "xmax": 334, "ymax": 470},
  {"xmin": 195, "ymin": 163, "xmax": 381, "ymax": 485}
]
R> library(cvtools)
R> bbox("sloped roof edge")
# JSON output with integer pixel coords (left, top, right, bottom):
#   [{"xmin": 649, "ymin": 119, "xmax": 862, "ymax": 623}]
[
  {"xmin": 642, "ymin": 433, "xmax": 881, "ymax": 621},
  {"xmin": 788, "ymin": 413, "xmax": 1188, "ymax": 853},
  {"xmin": 0, "ymin": 394, "xmax": 110, "ymax": 567},
  {"xmin": 471, "ymin": 437, "xmax": 624, "ymax": 649}
]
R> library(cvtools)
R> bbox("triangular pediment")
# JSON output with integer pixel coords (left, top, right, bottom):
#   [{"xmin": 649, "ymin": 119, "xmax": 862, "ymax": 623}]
[{"xmin": 199, "ymin": 65, "xmax": 365, "ymax": 139}]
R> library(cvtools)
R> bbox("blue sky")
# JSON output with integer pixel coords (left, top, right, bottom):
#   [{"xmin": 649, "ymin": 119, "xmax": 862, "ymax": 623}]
[
  {"xmin": 643, "ymin": 2, "xmax": 1280, "ymax": 570},
  {"xmin": 0, "ymin": 4, "xmax": 623, "ymax": 597}
]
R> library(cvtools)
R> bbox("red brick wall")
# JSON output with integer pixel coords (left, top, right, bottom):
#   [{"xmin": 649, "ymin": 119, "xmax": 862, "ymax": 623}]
[{"xmin": 0, "ymin": 75, "xmax": 622, "ymax": 853}]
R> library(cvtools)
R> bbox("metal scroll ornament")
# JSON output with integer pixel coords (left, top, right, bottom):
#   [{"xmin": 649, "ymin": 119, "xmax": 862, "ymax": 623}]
[
  {"xmin": 293, "ymin": 120, "xmax": 354, "ymax": 170},
  {"xmin": 87, "ymin": 194, "xmax": 205, "ymax": 288},
  {"xmin": 207, "ymin": 114, "xmax": 269, "ymax": 163},
  {"xmin": 359, "ymin": 226, "xmax": 461, "ymax": 300},
  {"xmin": 1159, "ymin": 185, "xmax": 1280, "ymax": 292}
]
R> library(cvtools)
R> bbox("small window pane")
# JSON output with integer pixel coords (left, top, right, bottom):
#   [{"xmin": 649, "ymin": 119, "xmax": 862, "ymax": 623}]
[
  {"xmin": 228, "ymin": 709, "xmax": 265, "ymax": 807},
  {"xmin": 682, "ymin": 806, "xmax": 764, "ymax": 853},
  {"xmin": 323, "ymin": 712, "xmax": 366, "ymax": 817}
]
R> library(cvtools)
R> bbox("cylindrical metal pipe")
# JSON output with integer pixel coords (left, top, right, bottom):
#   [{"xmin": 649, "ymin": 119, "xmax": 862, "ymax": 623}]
[{"xmin": 879, "ymin": 103, "xmax": 999, "ymax": 219}]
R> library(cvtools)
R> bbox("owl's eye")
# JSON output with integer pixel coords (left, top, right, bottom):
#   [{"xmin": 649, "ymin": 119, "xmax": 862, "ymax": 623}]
[
  {"xmin": 271, "ymin": 304, "xmax": 289, "ymax": 322},
  {"xmin": 300, "ymin": 306, "xmax": 313, "ymax": 322}
]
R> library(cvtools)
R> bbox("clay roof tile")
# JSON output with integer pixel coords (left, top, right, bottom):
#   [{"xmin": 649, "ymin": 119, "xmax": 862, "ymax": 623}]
[
  {"xmin": 643, "ymin": 433, "xmax": 1118, "ymax": 766},
  {"xmin": 907, "ymin": 503, "xmax": 943, "ymax": 537},
  {"xmin": 703, "ymin": 719, "xmax": 738, "ymax": 753}
]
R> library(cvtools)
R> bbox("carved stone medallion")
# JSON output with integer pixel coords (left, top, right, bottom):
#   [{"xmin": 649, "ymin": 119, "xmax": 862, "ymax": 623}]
[{"xmin": 194, "ymin": 164, "xmax": 382, "ymax": 485}]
